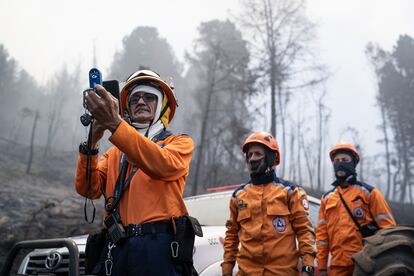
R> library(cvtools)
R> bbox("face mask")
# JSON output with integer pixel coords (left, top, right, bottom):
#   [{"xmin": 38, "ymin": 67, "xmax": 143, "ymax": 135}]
[
  {"xmin": 334, "ymin": 161, "xmax": 356, "ymax": 182},
  {"xmin": 248, "ymin": 158, "xmax": 267, "ymax": 174}
]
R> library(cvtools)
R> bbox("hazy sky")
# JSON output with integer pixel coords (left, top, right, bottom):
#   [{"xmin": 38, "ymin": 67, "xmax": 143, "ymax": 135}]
[{"xmin": 0, "ymin": 0, "xmax": 413, "ymax": 155}]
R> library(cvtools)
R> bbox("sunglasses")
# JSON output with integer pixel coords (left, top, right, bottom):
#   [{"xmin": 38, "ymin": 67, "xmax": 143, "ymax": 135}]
[{"xmin": 129, "ymin": 93, "xmax": 157, "ymax": 105}]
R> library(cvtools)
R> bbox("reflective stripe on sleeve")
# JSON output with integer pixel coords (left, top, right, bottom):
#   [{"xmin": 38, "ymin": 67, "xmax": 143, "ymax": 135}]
[
  {"xmin": 317, "ymin": 219, "xmax": 327, "ymax": 225},
  {"xmin": 317, "ymin": 240, "xmax": 328, "ymax": 246},
  {"xmin": 375, "ymin": 213, "xmax": 393, "ymax": 222}
]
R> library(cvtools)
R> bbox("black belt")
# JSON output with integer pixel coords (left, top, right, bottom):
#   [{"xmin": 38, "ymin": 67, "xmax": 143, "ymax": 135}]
[{"xmin": 126, "ymin": 221, "xmax": 173, "ymax": 237}]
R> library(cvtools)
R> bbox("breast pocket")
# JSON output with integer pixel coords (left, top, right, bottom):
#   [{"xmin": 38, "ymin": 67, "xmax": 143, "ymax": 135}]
[
  {"xmin": 324, "ymin": 201, "xmax": 338, "ymax": 222},
  {"xmin": 267, "ymin": 201, "xmax": 291, "ymax": 234},
  {"xmin": 237, "ymin": 208, "xmax": 251, "ymax": 223},
  {"xmin": 267, "ymin": 201, "xmax": 290, "ymax": 216},
  {"xmin": 325, "ymin": 201, "xmax": 337, "ymax": 211}
]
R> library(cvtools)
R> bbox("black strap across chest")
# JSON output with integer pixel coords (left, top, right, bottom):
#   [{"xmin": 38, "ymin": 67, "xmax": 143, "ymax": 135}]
[
  {"xmin": 337, "ymin": 190, "xmax": 363, "ymax": 231},
  {"xmin": 106, "ymin": 130, "xmax": 172, "ymax": 213}
]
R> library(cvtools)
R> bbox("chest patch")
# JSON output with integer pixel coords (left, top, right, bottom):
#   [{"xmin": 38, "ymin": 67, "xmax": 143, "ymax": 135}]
[
  {"xmin": 353, "ymin": 206, "xmax": 365, "ymax": 219},
  {"xmin": 273, "ymin": 217, "xmax": 287, "ymax": 233}
]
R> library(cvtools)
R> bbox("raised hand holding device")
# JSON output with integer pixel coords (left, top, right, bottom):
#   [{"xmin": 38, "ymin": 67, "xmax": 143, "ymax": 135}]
[{"xmin": 81, "ymin": 68, "xmax": 103, "ymax": 126}]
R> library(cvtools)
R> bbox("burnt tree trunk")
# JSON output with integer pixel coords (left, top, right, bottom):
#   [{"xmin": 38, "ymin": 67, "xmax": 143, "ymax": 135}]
[
  {"xmin": 26, "ymin": 110, "xmax": 39, "ymax": 174},
  {"xmin": 191, "ymin": 59, "xmax": 217, "ymax": 196},
  {"xmin": 379, "ymin": 102, "xmax": 392, "ymax": 199}
]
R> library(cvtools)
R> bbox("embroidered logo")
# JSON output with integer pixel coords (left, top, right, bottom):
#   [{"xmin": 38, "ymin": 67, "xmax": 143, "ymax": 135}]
[
  {"xmin": 353, "ymin": 206, "xmax": 365, "ymax": 219},
  {"xmin": 273, "ymin": 217, "xmax": 287, "ymax": 233}
]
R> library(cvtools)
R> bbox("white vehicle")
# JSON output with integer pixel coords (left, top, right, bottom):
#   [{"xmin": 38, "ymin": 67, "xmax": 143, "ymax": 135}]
[
  {"xmin": 16, "ymin": 185, "xmax": 321, "ymax": 275},
  {"xmin": 187, "ymin": 186, "xmax": 320, "ymax": 275}
]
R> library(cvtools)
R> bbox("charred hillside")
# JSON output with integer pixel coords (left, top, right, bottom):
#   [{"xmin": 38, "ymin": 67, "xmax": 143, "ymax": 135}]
[{"xmin": 0, "ymin": 138, "xmax": 104, "ymax": 267}]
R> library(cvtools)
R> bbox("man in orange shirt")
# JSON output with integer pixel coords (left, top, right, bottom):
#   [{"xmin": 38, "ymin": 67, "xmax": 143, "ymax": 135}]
[
  {"xmin": 222, "ymin": 131, "xmax": 315, "ymax": 276},
  {"xmin": 316, "ymin": 142, "xmax": 396, "ymax": 276},
  {"xmin": 76, "ymin": 69, "xmax": 194, "ymax": 275}
]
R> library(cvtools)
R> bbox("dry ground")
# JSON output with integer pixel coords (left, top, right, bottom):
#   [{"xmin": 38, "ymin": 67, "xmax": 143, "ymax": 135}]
[{"xmin": 0, "ymin": 138, "xmax": 103, "ymax": 268}]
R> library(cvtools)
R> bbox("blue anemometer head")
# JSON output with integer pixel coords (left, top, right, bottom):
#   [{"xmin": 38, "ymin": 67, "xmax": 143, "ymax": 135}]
[{"xmin": 89, "ymin": 68, "xmax": 102, "ymax": 89}]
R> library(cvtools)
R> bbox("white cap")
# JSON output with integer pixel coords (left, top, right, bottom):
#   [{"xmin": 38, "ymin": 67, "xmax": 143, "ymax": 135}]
[{"xmin": 129, "ymin": 84, "xmax": 164, "ymax": 122}]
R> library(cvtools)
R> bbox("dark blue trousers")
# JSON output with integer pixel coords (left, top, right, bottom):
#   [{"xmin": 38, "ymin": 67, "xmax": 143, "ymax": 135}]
[{"xmin": 94, "ymin": 233, "xmax": 181, "ymax": 276}]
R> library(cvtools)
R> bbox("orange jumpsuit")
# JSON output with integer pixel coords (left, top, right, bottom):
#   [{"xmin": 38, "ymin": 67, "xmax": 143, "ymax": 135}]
[
  {"xmin": 222, "ymin": 180, "xmax": 315, "ymax": 276},
  {"xmin": 75, "ymin": 120, "xmax": 194, "ymax": 225},
  {"xmin": 316, "ymin": 182, "xmax": 396, "ymax": 276}
]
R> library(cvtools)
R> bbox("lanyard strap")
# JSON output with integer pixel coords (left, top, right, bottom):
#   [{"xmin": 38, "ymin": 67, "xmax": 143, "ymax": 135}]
[
  {"xmin": 337, "ymin": 190, "xmax": 363, "ymax": 232},
  {"xmin": 84, "ymin": 120, "xmax": 96, "ymax": 223},
  {"xmin": 106, "ymin": 154, "xmax": 138, "ymax": 213},
  {"xmin": 105, "ymin": 130, "xmax": 172, "ymax": 213}
]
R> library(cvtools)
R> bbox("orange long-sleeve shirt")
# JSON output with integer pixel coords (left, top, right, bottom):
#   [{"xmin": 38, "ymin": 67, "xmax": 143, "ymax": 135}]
[
  {"xmin": 316, "ymin": 182, "xmax": 396, "ymax": 269},
  {"xmin": 222, "ymin": 180, "xmax": 315, "ymax": 276},
  {"xmin": 75, "ymin": 121, "xmax": 194, "ymax": 225}
]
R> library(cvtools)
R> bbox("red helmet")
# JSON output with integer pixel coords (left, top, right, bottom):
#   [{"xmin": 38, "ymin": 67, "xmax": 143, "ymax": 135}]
[
  {"xmin": 329, "ymin": 142, "xmax": 360, "ymax": 164},
  {"xmin": 120, "ymin": 70, "xmax": 177, "ymax": 127},
  {"xmin": 242, "ymin": 131, "xmax": 280, "ymax": 166}
]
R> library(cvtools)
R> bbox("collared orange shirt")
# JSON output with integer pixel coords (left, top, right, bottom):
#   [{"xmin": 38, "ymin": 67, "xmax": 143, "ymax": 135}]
[
  {"xmin": 75, "ymin": 121, "xmax": 194, "ymax": 225},
  {"xmin": 316, "ymin": 182, "xmax": 396, "ymax": 269},
  {"xmin": 222, "ymin": 180, "xmax": 315, "ymax": 276}
]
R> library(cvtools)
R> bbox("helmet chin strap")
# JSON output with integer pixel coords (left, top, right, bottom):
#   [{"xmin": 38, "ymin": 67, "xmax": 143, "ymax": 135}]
[{"xmin": 143, "ymin": 117, "xmax": 157, "ymax": 138}]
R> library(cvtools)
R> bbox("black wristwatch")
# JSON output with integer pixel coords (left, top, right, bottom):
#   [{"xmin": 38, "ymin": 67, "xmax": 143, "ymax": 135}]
[
  {"xmin": 79, "ymin": 142, "xmax": 99, "ymax": 155},
  {"xmin": 302, "ymin": 265, "xmax": 314, "ymax": 276}
]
